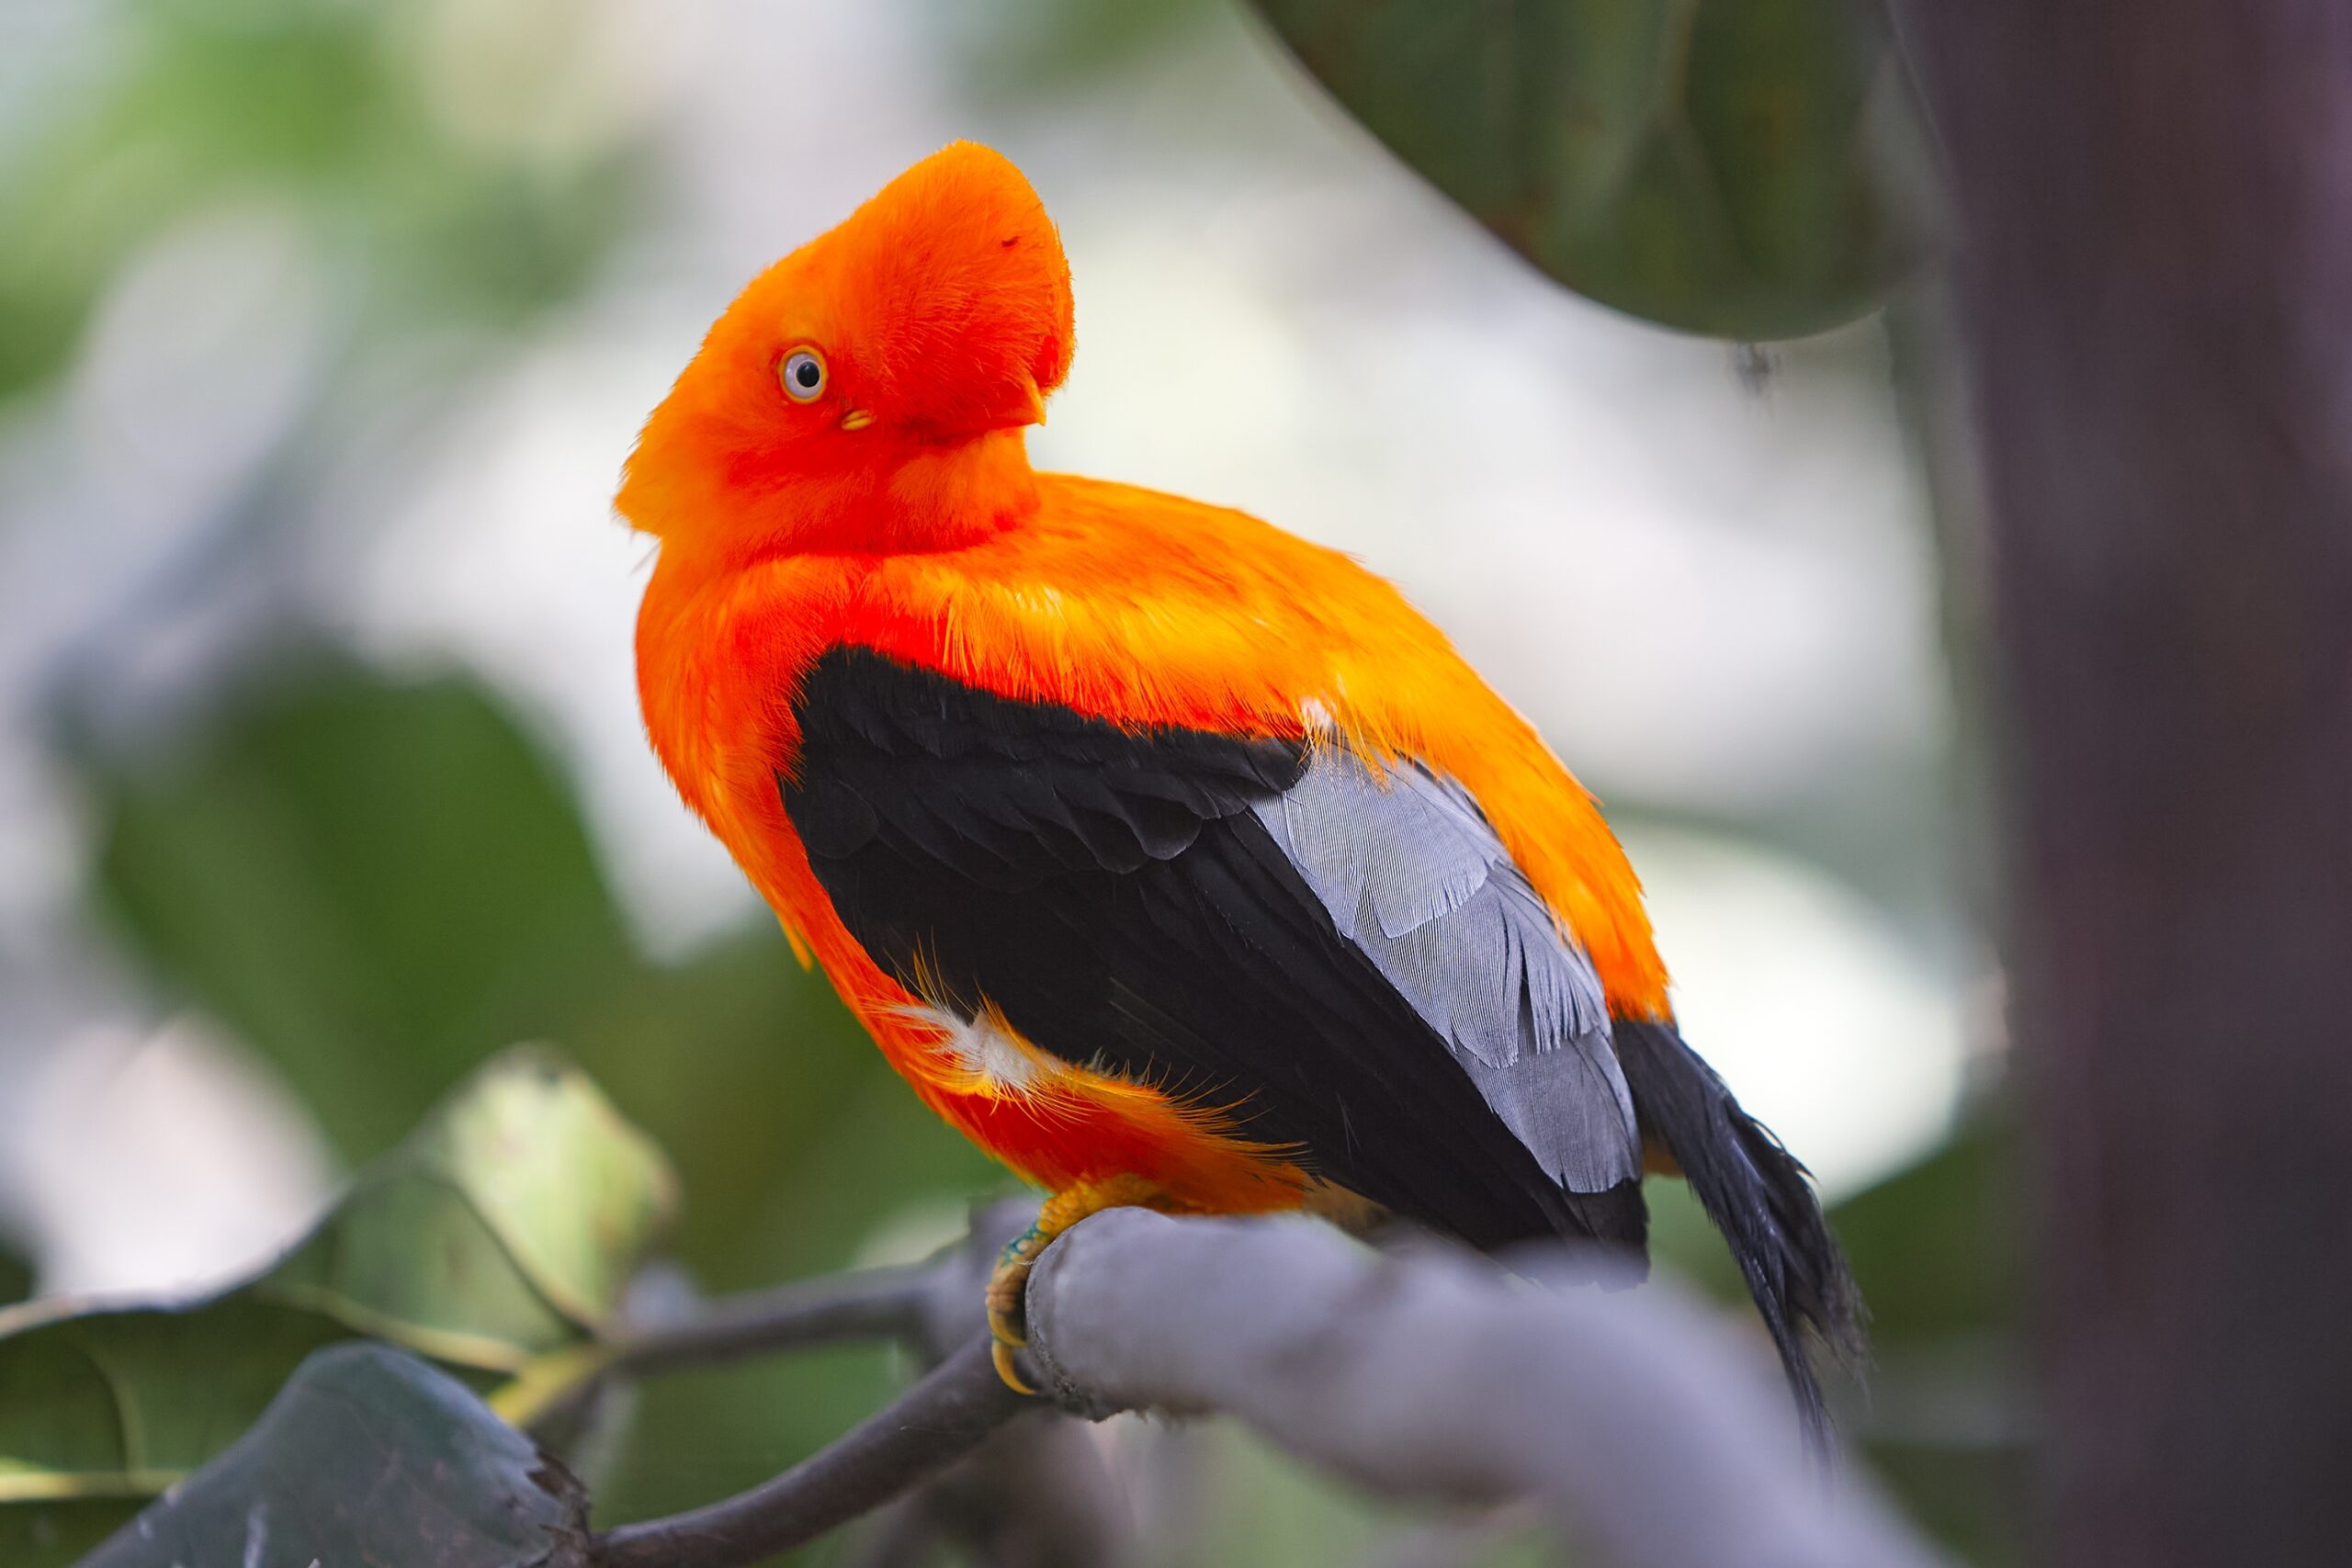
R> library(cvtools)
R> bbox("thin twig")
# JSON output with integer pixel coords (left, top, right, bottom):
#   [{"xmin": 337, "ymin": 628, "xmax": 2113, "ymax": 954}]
[
  {"xmin": 587, "ymin": 1334, "xmax": 1029, "ymax": 1568},
  {"xmin": 493, "ymin": 1262, "xmax": 944, "ymax": 1431},
  {"xmin": 607, "ymin": 1262, "xmax": 935, "ymax": 1376}
]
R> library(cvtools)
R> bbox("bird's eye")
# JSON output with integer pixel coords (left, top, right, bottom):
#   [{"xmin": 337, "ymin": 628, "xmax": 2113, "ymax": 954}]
[{"xmin": 779, "ymin": 349, "xmax": 827, "ymax": 402}]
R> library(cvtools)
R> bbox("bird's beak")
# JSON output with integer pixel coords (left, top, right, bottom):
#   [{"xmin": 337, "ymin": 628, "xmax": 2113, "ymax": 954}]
[
  {"xmin": 860, "ymin": 376, "xmax": 1049, "ymax": 438},
  {"xmin": 1014, "ymin": 374, "xmax": 1048, "ymax": 429},
  {"xmin": 978, "ymin": 372, "xmax": 1048, "ymax": 432}
]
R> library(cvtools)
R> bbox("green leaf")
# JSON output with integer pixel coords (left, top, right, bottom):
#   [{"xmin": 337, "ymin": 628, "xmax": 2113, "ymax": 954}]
[
  {"xmin": 1249, "ymin": 0, "xmax": 1932, "ymax": 338},
  {"xmin": 0, "ymin": 1048, "xmax": 671, "ymax": 1564},
  {"xmin": 0, "ymin": 1300, "xmax": 352, "ymax": 1563},
  {"xmin": 264, "ymin": 1044, "xmax": 678, "ymax": 1361},
  {"xmin": 80, "ymin": 1342, "xmax": 588, "ymax": 1568},
  {"xmin": 93, "ymin": 669, "xmax": 644, "ymax": 1157},
  {"xmin": 85, "ymin": 661, "xmax": 1006, "ymax": 1535}
]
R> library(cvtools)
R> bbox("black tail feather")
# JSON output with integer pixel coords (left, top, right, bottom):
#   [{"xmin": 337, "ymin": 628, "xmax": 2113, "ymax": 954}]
[{"xmin": 1613, "ymin": 1019, "xmax": 1864, "ymax": 1444}]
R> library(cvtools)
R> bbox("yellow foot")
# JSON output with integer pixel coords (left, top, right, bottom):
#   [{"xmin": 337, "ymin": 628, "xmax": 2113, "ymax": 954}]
[{"xmin": 985, "ymin": 1174, "xmax": 1165, "ymax": 1394}]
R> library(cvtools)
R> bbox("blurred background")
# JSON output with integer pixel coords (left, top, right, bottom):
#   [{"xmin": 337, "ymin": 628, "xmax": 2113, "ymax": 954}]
[{"xmin": 0, "ymin": 0, "xmax": 2014, "ymax": 1562}]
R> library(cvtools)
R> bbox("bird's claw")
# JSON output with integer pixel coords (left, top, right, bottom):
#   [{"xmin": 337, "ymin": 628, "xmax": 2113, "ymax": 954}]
[
  {"xmin": 990, "ymin": 1336, "xmax": 1036, "ymax": 1395},
  {"xmin": 986, "ymin": 1291, "xmax": 1028, "ymax": 1350},
  {"xmin": 983, "ymin": 1178, "xmax": 1165, "ymax": 1394},
  {"xmin": 985, "ymin": 1224, "xmax": 1045, "ymax": 1394}
]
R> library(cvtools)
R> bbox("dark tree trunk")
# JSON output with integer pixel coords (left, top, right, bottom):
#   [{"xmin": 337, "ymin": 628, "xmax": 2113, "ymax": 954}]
[{"xmin": 1886, "ymin": 6, "xmax": 2352, "ymax": 1565}]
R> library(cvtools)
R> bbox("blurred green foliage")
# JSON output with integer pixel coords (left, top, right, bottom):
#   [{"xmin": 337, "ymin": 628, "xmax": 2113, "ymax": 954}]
[
  {"xmin": 86, "ymin": 666, "xmax": 1001, "ymax": 1554},
  {"xmin": 1250, "ymin": 0, "xmax": 1930, "ymax": 338},
  {"xmin": 96, "ymin": 675, "xmax": 640, "ymax": 1156},
  {"xmin": 0, "ymin": 0, "xmax": 640, "ymax": 403},
  {"xmin": 0, "ymin": 1049, "xmax": 672, "ymax": 1568},
  {"xmin": 82, "ymin": 1343, "xmax": 588, "ymax": 1568}
]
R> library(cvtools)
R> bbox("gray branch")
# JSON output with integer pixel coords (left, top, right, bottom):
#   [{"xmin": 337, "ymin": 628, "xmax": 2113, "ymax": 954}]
[
  {"xmin": 1023, "ymin": 1211, "xmax": 1943, "ymax": 1568},
  {"xmin": 606, "ymin": 1260, "xmax": 935, "ymax": 1375},
  {"xmin": 585, "ymin": 1210, "xmax": 1946, "ymax": 1568},
  {"xmin": 588, "ymin": 1334, "xmax": 1029, "ymax": 1568}
]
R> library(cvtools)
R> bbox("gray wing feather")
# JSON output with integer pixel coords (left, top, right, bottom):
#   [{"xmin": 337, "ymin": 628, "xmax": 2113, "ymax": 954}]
[{"xmin": 1253, "ymin": 748, "xmax": 1641, "ymax": 1193}]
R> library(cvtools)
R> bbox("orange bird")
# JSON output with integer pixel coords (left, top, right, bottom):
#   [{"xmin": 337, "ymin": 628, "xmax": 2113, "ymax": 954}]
[{"xmin": 623, "ymin": 143, "xmax": 1858, "ymax": 1424}]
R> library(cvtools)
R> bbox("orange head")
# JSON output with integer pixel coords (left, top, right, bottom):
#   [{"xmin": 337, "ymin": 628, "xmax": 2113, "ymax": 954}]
[{"xmin": 618, "ymin": 141, "xmax": 1074, "ymax": 560}]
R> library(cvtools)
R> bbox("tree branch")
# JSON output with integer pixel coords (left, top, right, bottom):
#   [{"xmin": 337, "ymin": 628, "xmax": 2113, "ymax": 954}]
[
  {"xmin": 587, "ymin": 1333, "xmax": 1029, "ymax": 1568},
  {"xmin": 606, "ymin": 1261, "xmax": 935, "ymax": 1376},
  {"xmin": 581, "ymin": 1209, "xmax": 1944, "ymax": 1568},
  {"xmin": 1020, "ymin": 1211, "xmax": 1944, "ymax": 1568}
]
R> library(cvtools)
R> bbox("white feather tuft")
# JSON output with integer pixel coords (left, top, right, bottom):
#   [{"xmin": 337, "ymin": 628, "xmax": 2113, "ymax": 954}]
[{"xmin": 895, "ymin": 1000, "xmax": 1056, "ymax": 1094}]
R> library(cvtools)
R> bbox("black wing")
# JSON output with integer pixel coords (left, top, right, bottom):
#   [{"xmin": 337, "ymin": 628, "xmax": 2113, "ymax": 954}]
[{"xmin": 782, "ymin": 644, "xmax": 1646, "ymax": 1250}]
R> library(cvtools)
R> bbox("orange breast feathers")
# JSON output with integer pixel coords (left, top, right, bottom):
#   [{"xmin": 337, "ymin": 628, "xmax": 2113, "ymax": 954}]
[{"xmin": 634, "ymin": 471, "xmax": 1671, "ymax": 1024}]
